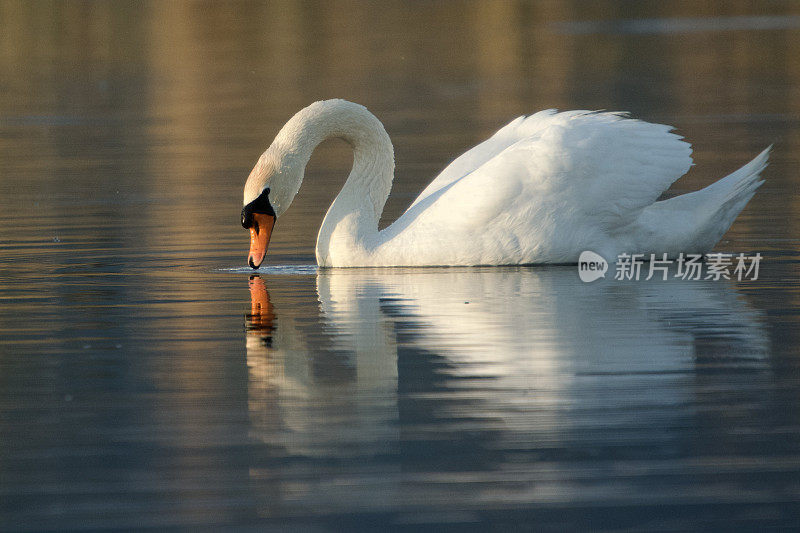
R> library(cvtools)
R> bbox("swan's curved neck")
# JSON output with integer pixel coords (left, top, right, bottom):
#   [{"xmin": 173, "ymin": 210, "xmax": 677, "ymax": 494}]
[{"xmin": 273, "ymin": 100, "xmax": 394, "ymax": 265}]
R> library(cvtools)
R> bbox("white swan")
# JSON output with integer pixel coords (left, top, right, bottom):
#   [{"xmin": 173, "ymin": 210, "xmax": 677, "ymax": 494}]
[{"xmin": 242, "ymin": 99, "xmax": 768, "ymax": 268}]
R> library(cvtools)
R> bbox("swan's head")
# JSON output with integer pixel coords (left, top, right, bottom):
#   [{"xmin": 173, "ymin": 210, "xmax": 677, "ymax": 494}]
[{"xmin": 242, "ymin": 145, "xmax": 303, "ymax": 268}]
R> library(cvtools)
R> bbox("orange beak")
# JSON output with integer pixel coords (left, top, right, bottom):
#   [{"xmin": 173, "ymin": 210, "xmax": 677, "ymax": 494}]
[{"xmin": 248, "ymin": 213, "xmax": 276, "ymax": 269}]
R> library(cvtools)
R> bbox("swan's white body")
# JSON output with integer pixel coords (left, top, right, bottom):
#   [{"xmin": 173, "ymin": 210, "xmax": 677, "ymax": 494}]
[{"xmin": 243, "ymin": 99, "xmax": 767, "ymax": 267}]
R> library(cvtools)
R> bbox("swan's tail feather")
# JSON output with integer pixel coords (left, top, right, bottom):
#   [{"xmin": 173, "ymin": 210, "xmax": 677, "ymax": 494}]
[
  {"xmin": 695, "ymin": 146, "xmax": 770, "ymax": 248},
  {"xmin": 704, "ymin": 145, "xmax": 770, "ymax": 200},
  {"xmin": 643, "ymin": 147, "xmax": 769, "ymax": 254}
]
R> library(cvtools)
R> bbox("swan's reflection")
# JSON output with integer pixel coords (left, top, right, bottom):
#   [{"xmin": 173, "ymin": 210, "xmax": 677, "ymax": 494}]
[
  {"xmin": 244, "ymin": 268, "xmax": 768, "ymax": 511},
  {"xmin": 316, "ymin": 267, "xmax": 767, "ymax": 379},
  {"xmin": 245, "ymin": 274, "xmax": 398, "ymax": 463}
]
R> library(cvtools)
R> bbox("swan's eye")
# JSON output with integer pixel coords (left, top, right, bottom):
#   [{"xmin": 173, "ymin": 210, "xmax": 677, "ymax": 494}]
[
  {"xmin": 241, "ymin": 209, "xmax": 253, "ymax": 228},
  {"xmin": 242, "ymin": 188, "xmax": 275, "ymax": 229}
]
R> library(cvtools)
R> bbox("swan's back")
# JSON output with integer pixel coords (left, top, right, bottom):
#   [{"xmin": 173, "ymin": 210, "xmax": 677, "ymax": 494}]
[
  {"xmin": 408, "ymin": 110, "xmax": 692, "ymax": 224},
  {"xmin": 376, "ymin": 111, "xmax": 699, "ymax": 265}
]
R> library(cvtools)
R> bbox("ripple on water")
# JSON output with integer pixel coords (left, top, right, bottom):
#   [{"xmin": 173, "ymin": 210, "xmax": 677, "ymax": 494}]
[{"xmin": 217, "ymin": 264, "xmax": 319, "ymax": 275}]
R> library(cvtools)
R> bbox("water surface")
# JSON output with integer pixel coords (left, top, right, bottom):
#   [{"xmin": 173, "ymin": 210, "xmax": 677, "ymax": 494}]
[{"xmin": 1, "ymin": 1, "xmax": 800, "ymax": 529}]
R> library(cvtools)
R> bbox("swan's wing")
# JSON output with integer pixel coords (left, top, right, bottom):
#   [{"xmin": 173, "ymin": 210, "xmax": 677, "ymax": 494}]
[
  {"xmin": 412, "ymin": 110, "xmax": 693, "ymax": 231},
  {"xmin": 407, "ymin": 110, "xmax": 564, "ymax": 210}
]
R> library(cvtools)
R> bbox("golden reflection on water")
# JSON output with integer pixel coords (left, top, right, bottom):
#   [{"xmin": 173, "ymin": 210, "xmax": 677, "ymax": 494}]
[{"xmin": 3, "ymin": 1, "xmax": 799, "ymax": 244}]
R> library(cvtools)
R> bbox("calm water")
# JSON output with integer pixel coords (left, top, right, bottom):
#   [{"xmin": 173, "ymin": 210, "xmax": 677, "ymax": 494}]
[{"xmin": 2, "ymin": 1, "xmax": 800, "ymax": 530}]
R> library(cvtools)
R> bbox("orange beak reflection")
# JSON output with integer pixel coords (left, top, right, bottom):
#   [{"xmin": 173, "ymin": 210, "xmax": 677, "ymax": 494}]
[
  {"xmin": 246, "ymin": 275, "xmax": 275, "ymax": 337},
  {"xmin": 248, "ymin": 213, "xmax": 276, "ymax": 269}
]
